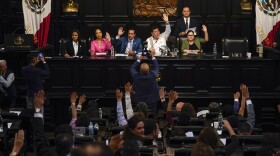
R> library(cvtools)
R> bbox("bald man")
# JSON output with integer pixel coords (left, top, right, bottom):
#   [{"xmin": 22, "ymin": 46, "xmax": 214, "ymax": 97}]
[{"xmin": 130, "ymin": 51, "xmax": 160, "ymax": 114}]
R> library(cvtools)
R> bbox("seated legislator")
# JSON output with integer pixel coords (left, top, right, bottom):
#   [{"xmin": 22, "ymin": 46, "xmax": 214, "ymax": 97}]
[
  {"xmin": 114, "ymin": 27, "xmax": 143, "ymax": 55},
  {"xmin": 146, "ymin": 13, "xmax": 171, "ymax": 56},
  {"xmin": 90, "ymin": 28, "xmax": 112, "ymax": 56},
  {"xmin": 181, "ymin": 25, "xmax": 208, "ymax": 54},
  {"xmin": 63, "ymin": 29, "xmax": 86, "ymax": 58}
]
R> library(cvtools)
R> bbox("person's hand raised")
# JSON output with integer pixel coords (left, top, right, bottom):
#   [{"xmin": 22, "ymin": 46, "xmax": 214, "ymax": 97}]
[
  {"xmin": 105, "ymin": 32, "xmax": 111, "ymax": 41},
  {"xmin": 233, "ymin": 92, "xmax": 240, "ymax": 99},
  {"xmin": 159, "ymin": 87, "xmax": 166, "ymax": 99},
  {"xmin": 78, "ymin": 94, "xmax": 86, "ymax": 105},
  {"xmin": 117, "ymin": 27, "xmax": 125, "ymax": 37},
  {"xmin": 34, "ymin": 90, "xmax": 45, "ymax": 109},
  {"xmin": 70, "ymin": 91, "xmax": 78, "ymax": 104},
  {"xmin": 125, "ymin": 82, "xmax": 133, "ymax": 94},
  {"xmin": 116, "ymin": 89, "xmax": 123, "ymax": 101},
  {"xmin": 168, "ymin": 90, "xmax": 178, "ymax": 103},
  {"xmin": 202, "ymin": 24, "xmax": 207, "ymax": 32},
  {"xmin": 162, "ymin": 13, "xmax": 169, "ymax": 23}
]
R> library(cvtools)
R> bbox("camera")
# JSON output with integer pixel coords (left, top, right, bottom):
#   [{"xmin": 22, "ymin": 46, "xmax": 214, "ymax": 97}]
[{"xmin": 142, "ymin": 41, "xmax": 150, "ymax": 57}]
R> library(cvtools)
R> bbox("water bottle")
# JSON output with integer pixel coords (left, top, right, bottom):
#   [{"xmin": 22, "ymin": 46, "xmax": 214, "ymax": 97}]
[
  {"xmin": 88, "ymin": 122, "xmax": 94, "ymax": 137},
  {"xmin": 99, "ymin": 108, "xmax": 102, "ymax": 119},
  {"xmin": 213, "ymin": 43, "xmax": 217, "ymax": 56},
  {"xmin": 94, "ymin": 123, "xmax": 99, "ymax": 131},
  {"xmin": 0, "ymin": 115, "xmax": 3, "ymax": 132},
  {"xmin": 217, "ymin": 113, "xmax": 223, "ymax": 130},
  {"xmin": 111, "ymin": 46, "xmax": 115, "ymax": 57}
]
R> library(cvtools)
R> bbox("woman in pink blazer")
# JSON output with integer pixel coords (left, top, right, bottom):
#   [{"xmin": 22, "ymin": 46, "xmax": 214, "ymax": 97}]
[{"xmin": 90, "ymin": 28, "xmax": 112, "ymax": 56}]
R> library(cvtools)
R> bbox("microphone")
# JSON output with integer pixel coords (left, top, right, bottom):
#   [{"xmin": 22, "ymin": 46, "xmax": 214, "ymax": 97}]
[{"xmin": 143, "ymin": 41, "xmax": 148, "ymax": 48}]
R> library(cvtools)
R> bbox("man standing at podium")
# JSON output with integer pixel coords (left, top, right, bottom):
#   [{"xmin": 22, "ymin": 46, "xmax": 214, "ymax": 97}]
[
  {"xmin": 130, "ymin": 51, "xmax": 160, "ymax": 114},
  {"xmin": 0, "ymin": 60, "xmax": 17, "ymax": 109}
]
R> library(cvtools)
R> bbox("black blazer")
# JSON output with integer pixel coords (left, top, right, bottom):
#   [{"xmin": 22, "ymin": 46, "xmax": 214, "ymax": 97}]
[
  {"xmin": 63, "ymin": 40, "xmax": 86, "ymax": 57},
  {"xmin": 173, "ymin": 17, "xmax": 199, "ymax": 37}
]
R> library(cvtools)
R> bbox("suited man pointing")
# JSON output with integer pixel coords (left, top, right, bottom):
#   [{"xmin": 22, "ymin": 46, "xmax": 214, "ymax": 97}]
[
  {"xmin": 115, "ymin": 27, "xmax": 143, "ymax": 55},
  {"xmin": 174, "ymin": 6, "xmax": 199, "ymax": 37}
]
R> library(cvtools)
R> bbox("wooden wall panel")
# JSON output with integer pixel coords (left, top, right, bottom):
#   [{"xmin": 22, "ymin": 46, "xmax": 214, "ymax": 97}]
[
  {"xmin": 109, "ymin": 0, "xmax": 129, "ymax": 17},
  {"xmin": 85, "ymin": 0, "xmax": 105, "ymax": 17}
]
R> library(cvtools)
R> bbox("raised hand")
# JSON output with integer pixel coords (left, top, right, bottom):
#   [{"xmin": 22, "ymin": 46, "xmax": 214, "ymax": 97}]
[
  {"xmin": 11, "ymin": 129, "xmax": 25, "ymax": 154},
  {"xmin": 125, "ymin": 82, "xmax": 132, "ymax": 94},
  {"xmin": 149, "ymin": 49, "xmax": 156, "ymax": 57},
  {"xmin": 70, "ymin": 91, "xmax": 78, "ymax": 104},
  {"xmin": 162, "ymin": 13, "xmax": 169, "ymax": 23},
  {"xmin": 159, "ymin": 87, "xmax": 166, "ymax": 99},
  {"xmin": 117, "ymin": 27, "xmax": 125, "ymax": 37},
  {"xmin": 105, "ymin": 32, "xmax": 111, "ymax": 41},
  {"xmin": 34, "ymin": 90, "xmax": 45, "ymax": 109},
  {"xmin": 202, "ymin": 25, "xmax": 207, "ymax": 32},
  {"xmin": 116, "ymin": 89, "xmax": 123, "ymax": 101},
  {"xmin": 240, "ymin": 84, "xmax": 250, "ymax": 98},
  {"xmin": 168, "ymin": 90, "xmax": 178, "ymax": 103},
  {"xmin": 233, "ymin": 92, "xmax": 240, "ymax": 99},
  {"xmin": 78, "ymin": 94, "xmax": 86, "ymax": 105}
]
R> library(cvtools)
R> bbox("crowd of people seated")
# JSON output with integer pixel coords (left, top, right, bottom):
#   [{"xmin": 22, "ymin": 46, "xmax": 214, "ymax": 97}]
[{"xmin": 1, "ymin": 5, "xmax": 280, "ymax": 156}]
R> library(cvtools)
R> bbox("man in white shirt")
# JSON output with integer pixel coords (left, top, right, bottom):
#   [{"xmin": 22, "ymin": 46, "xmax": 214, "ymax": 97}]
[{"xmin": 146, "ymin": 13, "xmax": 171, "ymax": 56}]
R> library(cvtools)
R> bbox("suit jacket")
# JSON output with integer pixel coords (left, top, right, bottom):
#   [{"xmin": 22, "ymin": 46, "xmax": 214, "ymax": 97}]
[
  {"xmin": 115, "ymin": 37, "xmax": 143, "ymax": 54},
  {"xmin": 33, "ymin": 117, "xmax": 59, "ymax": 156},
  {"xmin": 22, "ymin": 63, "xmax": 49, "ymax": 97},
  {"xmin": 173, "ymin": 17, "xmax": 199, "ymax": 37},
  {"xmin": 130, "ymin": 59, "xmax": 160, "ymax": 112},
  {"xmin": 64, "ymin": 40, "xmax": 86, "ymax": 57}
]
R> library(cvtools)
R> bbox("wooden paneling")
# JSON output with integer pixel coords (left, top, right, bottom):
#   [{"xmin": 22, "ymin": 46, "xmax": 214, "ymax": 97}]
[{"xmin": 85, "ymin": 0, "xmax": 105, "ymax": 17}]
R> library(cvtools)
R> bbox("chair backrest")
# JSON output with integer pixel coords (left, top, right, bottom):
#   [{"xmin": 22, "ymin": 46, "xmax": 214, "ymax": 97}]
[
  {"xmin": 222, "ymin": 37, "xmax": 248, "ymax": 56},
  {"xmin": 169, "ymin": 136, "xmax": 197, "ymax": 148},
  {"xmin": 177, "ymin": 37, "xmax": 188, "ymax": 53}
]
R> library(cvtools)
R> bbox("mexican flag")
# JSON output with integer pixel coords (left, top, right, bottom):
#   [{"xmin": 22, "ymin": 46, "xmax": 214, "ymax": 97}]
[{"xmin": 22, "ymin": 0, "xmax": 51, "ymax": 48}]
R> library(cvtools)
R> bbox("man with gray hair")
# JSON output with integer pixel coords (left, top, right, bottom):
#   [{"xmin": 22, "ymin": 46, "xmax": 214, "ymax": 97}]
[{"xmin": 0, "ymin": 60, "xmax": 17, "ymax": 109}]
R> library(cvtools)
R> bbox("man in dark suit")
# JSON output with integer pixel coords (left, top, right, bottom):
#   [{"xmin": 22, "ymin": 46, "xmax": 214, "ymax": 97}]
[
  {"xmin": 115, "ymin": 27, "xmax": 143, "ymax": 55},
  {"xmin": 33, "ymin": 90, "xmax": 74, "ymax": 156},
  {"xmin": 173, "ymin": 6, "xmax": 199, "ymax": 37},
  {"xmin": 130, "ymin": 51, "xmax": 160, "ymax": 114},
  {"xmin": 22, "ymin": 54, "xmax": 49, "ymax": 109}
]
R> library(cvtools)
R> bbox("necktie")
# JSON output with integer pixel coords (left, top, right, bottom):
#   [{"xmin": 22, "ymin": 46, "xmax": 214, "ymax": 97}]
[
  {"xmin": 185, "ymin": 18, "xmax": 189, "ymax": 29},
  {"xmin": 129, "ymin": 40, "xmax": 133, "ymax": 50}
]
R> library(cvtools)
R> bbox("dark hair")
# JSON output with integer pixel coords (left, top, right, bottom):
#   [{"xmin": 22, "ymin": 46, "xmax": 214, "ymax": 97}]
[
  {"xmin": 70, "ymin": 148, "xmax": 86, "ymax": 156},
  {"xmin": 208, "ymin": 102, "xmax": 220, "ymax": 112},
  {"xmin": 222, "ymin": 104, "xmax": 234, "ymax": 117},
  {"xmin": 197, "ymin": 127, "xmax": 218, "ymax": 149},
  {"xmin": 86, "ymin": 100, "xmax": 99, "ymax": 118},
  {"xmin": 54, "ymin": 124, "xmax": 74, "ymax": 137},
  {"xmin": 191, "ymin": 142, "xmax": 215, "ymax": 156},
  {"xmin": 54, "ymin": 133, "xmax": 74, "ymax": 156},
  {"xmin": 257, "ymin": 147, "xmax": 274, "ymax": 156},
  {"xmin": 150, "ymin": 22, "xmax": 161, "ymax": 33},
  {"xmin": 71, "ymin": 29, "xmax": 80, "ymax": 41},
  {"xmin": 27, "ymin": 54, "xmax": 37, "ymax": 64},
  {"xmin": 237, "ymin": 122, "xmax": 251, "ymax": 135},
  {"xmin": 127, "ymin": 27, "xmax": 136, "ymax": 33},
  {"xmin": 122, "ymin": 140, "xmax": 140, "ymax": 156},
  {"xmin": 186, "ymin": 30, "xmax": 195, "ymax": 36},
  {"xmin": 127, "ymin": 115, "xmax": 143, "ymax": 130},
  {"xmin": 135, "ymin": 102, "xmax": 149, "ymax": 118},
  {"xmin": 182, "ymin": 6, "xmax": 191, "ymax": 11},
  {"xmin": 94, "ymin": 28, "xmax": 104, "ymax": 39},
  {"xmin": 181, "ymin": 102, "xmax": 196, "ymax": 117},
  {"xmin": 144, "ymin": 119, "xmax": 157, "ymax": 135}
]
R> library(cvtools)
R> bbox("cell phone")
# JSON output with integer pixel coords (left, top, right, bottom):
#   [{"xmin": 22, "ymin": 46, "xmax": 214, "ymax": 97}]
[{"xmin": 38, "ymin": 53, "xmax": 42, "ymax": 58}]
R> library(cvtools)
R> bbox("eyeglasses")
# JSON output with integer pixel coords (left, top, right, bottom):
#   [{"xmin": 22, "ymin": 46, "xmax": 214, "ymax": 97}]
[{"xmin": 187, "ymin": 35, "xmax": 194, "ymax": 36}]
